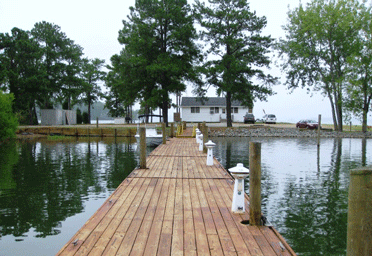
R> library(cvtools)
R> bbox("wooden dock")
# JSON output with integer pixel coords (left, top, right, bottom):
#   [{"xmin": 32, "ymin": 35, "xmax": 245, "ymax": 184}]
[{"xmin": 57, "ymin": 134, "xmax": 297, "ymax": 255}]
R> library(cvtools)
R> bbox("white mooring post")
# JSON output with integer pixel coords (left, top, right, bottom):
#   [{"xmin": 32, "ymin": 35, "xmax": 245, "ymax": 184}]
[
  {"xmin": 229, "ymin": 163, "xmax": 250, "ymax": 214},
  {"xmin": 198, "ymin": 134, "xmax": 203, "ymax": 151},
  {"xmin": 196, "ymin": 129, "xmax": 201, "ymax": 143},
  {"xmin": 205, "ymin": 140, "xmax": 216, "ymax": 166}
]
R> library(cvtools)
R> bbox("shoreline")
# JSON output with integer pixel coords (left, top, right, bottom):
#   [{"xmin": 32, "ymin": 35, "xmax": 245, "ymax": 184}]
[{"xmin": 208, "ymin": 126, "xmax": 372, "ymax": 138}]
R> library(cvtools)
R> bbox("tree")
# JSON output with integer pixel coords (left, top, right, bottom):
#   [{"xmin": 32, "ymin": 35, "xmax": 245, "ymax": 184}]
[
  {"xmin": 277, "ymin": 0, "xmax": 364, "ymax": 131},
  {"xmin": 80, "ymin": 58, "xmax": 106, "ymax": 124},
  {"xmin": 117, "ymin": 0, "xmax": 201, "ymax": 126},
  {"xmin": 345, "ymin": 4, "xmax": 372, "ymax": 132},
  {"xmin": 0, "ymin": 92, "xmax": 18, "ymax": 140},
  {"xmin": 194, "ymin": 0, "xmax": 277, "ymax": 127},
  {"xmin": 105, "ymin": 52, "xmax": 137, "ymax": 118},
  {"xmin": 0, "ymin": 28, "xmax": 43, "ymax": 125},
  {"xmin": 31, "ymin": 21, "xmax": 84, "ymax": 110}
]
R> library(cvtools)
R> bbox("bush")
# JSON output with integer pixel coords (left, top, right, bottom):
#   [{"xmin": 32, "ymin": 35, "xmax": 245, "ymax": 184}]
[{"xmin": 0, "ymin": 92, "xmax": 18, "ymax": 140}]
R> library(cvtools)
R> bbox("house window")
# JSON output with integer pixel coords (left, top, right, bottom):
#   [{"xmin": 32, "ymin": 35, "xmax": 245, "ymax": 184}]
[
  {"xmin": 222, "ymin": 108, "xmax": 225, "ymax": 114},
  {"xmin": 231, "ymin": 107, "xmax": 238, "ymax": 113},
  {"xmin": 191, "ymin": 107, "xmax": 200, "ymax": 113},
  {"xmin": 210, "ymin": 107, "xmax": 219, "ymax": 114}
]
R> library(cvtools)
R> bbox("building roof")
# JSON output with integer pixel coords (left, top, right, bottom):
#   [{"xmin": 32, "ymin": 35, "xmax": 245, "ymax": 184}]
[{"xmin": 180, "ymin": 97, "xmax": 243, "ymax": 107}]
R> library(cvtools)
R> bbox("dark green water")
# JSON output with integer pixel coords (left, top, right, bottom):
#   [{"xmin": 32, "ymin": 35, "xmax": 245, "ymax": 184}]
[{"xmin": 0, "ymin": 137, "xmax": 370, "ymax": 255}]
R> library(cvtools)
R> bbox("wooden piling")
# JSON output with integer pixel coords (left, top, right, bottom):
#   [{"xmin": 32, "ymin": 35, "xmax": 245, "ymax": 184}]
[
  {"xmin": 139, "ymin": 127, "xmax": 146, "ymax": 169},
  {"xmin": 162, "ymin": 123, "xmax": 166, "ymax": 144},
  {"xmin": 170, "ymin": 123, "xmax": 174, "ymax": 138},
  {"xmin": 347, "ymin": 167, "xmax": 372, "ymax": 256},
  {"xmin": 249, "ymin": 142, "xmax": 262, "ymax": 226},
  {"xmin": 202, "ymin": 123, "xmax": 208, "ymax": 153}
]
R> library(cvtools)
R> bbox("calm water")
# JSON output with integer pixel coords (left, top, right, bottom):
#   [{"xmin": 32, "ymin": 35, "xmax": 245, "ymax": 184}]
[{"xmin": 0, "ymin": 136, "xmax": 371, "ymax": 255}]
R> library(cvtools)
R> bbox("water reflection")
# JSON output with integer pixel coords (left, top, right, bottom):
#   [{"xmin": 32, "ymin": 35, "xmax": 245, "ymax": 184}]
[
  {"xmin": 0, "ymin": 138, "xmax": 139, "ymax": 255},
  {"xmin": 212, "ymin": 137, "xmax": 371, "ymax": 256}
]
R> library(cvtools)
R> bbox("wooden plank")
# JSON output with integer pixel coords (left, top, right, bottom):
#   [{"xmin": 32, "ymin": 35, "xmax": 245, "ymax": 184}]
[
  {"xmin": 157, "ymin": 178, "xmax": 176, "ymax": 255},
  {"xmin": 189, "ymin": 179, "xmax": 210, "ymax": 256},
  {"xmin": 171, "ymin": 179, "xmax": 183, "ymax": 256},
  {"xmin": 143, "ymin": 178, "xmax": 170, "ymax": 256},
  {"xmin": 129, "ymin": 178, "xmax": 164, "ymax": 256},
  {"xmin": 100, "ymin": 178, "xmax": 152, "ymax": 255},
  {"xmin": 56, "ymin": 178, "xmax": 137, "ymax": 256},
  {"xmin": 115, "ymin": 178, "xmax": 159, "ymax": 256},
  {"xmin": 200, "ymin": 179, "xmax": 237, "ymax": 256},
  {"xmin": 182, "ymin": 179, "xmax": 196, "ymax": 256}
]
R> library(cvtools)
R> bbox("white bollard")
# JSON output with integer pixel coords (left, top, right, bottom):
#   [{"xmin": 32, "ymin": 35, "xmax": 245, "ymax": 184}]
[
  {"xmin": 229, "ymin": 163, "xmax": 250, "ymax": 214},
  {"xmin": 199, "ymin": 134, "xmax": 203, "ymax": 151},
  {"xmin": 196, "ymin": 129, "xmax": 201, "ymax": 143},
  {"xmin": 205, "ymin": 140, "xmax": 216, "ymax": 166}
]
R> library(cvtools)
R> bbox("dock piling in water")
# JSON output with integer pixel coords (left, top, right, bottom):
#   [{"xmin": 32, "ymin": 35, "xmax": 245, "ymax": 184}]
[
  {"xmin": 139, "ymin": 127, "xmax": 146, "ymax": 169},
  {"xmin": 249, "ymin": 142, "xmax": 262, "ymax": 226},
  {"xmin": 347, "ymin": 167, "xmax": 372, "ymax": 256}
]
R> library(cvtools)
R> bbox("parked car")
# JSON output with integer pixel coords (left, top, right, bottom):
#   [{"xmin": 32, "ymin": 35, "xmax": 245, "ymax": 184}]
[
  {"xmin": 244, "ymin": 113, "xmax": 255, "ymax": 124},
  {"xmin": 296, "ymin": 120, "xmax": 319, "ymax": 129},
  {"xmin": 263, "ymin": 114, "xmax": 276, "ymax": 124}
]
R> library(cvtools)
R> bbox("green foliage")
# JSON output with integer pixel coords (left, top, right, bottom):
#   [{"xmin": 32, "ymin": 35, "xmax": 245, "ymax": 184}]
[
  {"xmin": 80, "ymin": 58, "xmax": 106, "ymax": 123},
  {"xmin": 0, "ymin": 22, "xmax": 85, "ymax": 124},
  {"xmin": 0, "ymin": 92, "xmax": 18, "ymax": 140},
  {"xmin": 0, "ymin": 28, "xmax": 42, "ymax": 124},
  {"xmin": 194, "ymin": 0, "xmax": 277, "ymax": 127},
  {"xmin": 113, "ymin": 0, "xmax": 201, "ymax": 126},
  {"xmin": 277, "ymin": 0, "xmax": 366, "ymax": 131},
  {"xmin": 344, "ymin": 3, "xmax": 372, "ymax": 132}
]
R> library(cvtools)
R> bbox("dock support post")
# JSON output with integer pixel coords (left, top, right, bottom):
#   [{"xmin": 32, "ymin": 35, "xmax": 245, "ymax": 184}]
[
  {"xmin": 162, "ymin": 122, "xmax": 166, "ymax": 144},
  {"xmin": 317, "ymin": 114, "xmax": 321, "ymax": 146},
  {"xmin": 347, "ymin": 167, "xmax": 372, "ymax": 256},
  {"xmin": 170, "ymin": 123, "xmax": 174, "ymax": 138},
  {"xmin": 249, "ymin": 142, "xmax": 262, "ymax": 226},
  {"xmin": 139, "ymin": 127, "xmax": 147, "ymax": 169},
  {"xmin": 202, "ymin": 123, "xmax": 208, "ymax": 153},
  {"xmin": 96, "ymin": 117, "xmax": 99, "ymax": 128}
]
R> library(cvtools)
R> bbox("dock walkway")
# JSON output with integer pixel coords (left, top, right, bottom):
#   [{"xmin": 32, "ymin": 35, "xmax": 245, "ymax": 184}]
[{"xmin": 57, "ymin": 133, "xmax": 296, "ymax": 255}]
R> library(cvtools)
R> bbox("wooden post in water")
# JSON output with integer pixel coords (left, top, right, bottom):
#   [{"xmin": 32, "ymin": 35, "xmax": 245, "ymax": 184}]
[
  {"xmin": 249, "ymin": 142, "xmax": 262, "ymax": 226},
  {"xmin": 96, "ymin": 117, "xmax": 99, "ymax": 128},
  {"xmin": 170, "ymin": 123, "xmax": 174, "ymax": 138},
  {"xmin": 347, "ymin": 167, "xmax": 372, "ymax": 256},
  {"xmin": 317, "ymin": 114, "xmax": 321, "ymax": 147},
  {"xmin": 162, "ymin": 122, "xmax": 166, "ymax": 144},
  {"xmin": 203, "ymin": 123, "xmax": 208, "ymax": 153},
  {"xmin": 139, "ymin": 127, "xmax": 146, "ymax": 169}
]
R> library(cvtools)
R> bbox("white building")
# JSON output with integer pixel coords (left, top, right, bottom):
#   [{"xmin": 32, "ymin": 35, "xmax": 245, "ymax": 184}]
[{"xmin": 180, "ymin": 97, "xmax": 251, "ymax": 123}]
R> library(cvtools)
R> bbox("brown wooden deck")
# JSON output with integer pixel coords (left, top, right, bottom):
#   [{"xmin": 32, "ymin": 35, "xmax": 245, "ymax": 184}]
[{"xmin": 57, "ymin": 135, "xmax": 297, "ymax": 255}]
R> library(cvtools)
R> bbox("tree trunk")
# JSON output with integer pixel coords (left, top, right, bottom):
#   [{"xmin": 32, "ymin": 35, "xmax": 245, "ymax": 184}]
[
  {"xmin": 226, "ymin": 92, "xmax": 232, "ymax": 127},
  {"xmin": 88, "ymin": 96, "xmax": 91, "ymax": 125},
  {"xmin": 336, "ymin": 98, "xmax": 343, "ymax": 132},
  {"xmin": 162, "ymin": 98, "xmax": 169, "ymax": 127},
  {"xmin": 362, "ymin": 108, "xmax": 368, "ymax": 133}
]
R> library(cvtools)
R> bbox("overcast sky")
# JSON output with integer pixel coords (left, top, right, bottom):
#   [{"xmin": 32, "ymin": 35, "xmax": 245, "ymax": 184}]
[{"xmin": 2, "ymin": 0, "xmax": 364, "ymax": 124}]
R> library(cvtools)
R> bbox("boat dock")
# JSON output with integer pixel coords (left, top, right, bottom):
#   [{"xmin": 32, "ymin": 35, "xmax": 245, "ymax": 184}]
[{"xmin": 57, "ymin": 131, "xmax": 296, "ymax": 255}]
